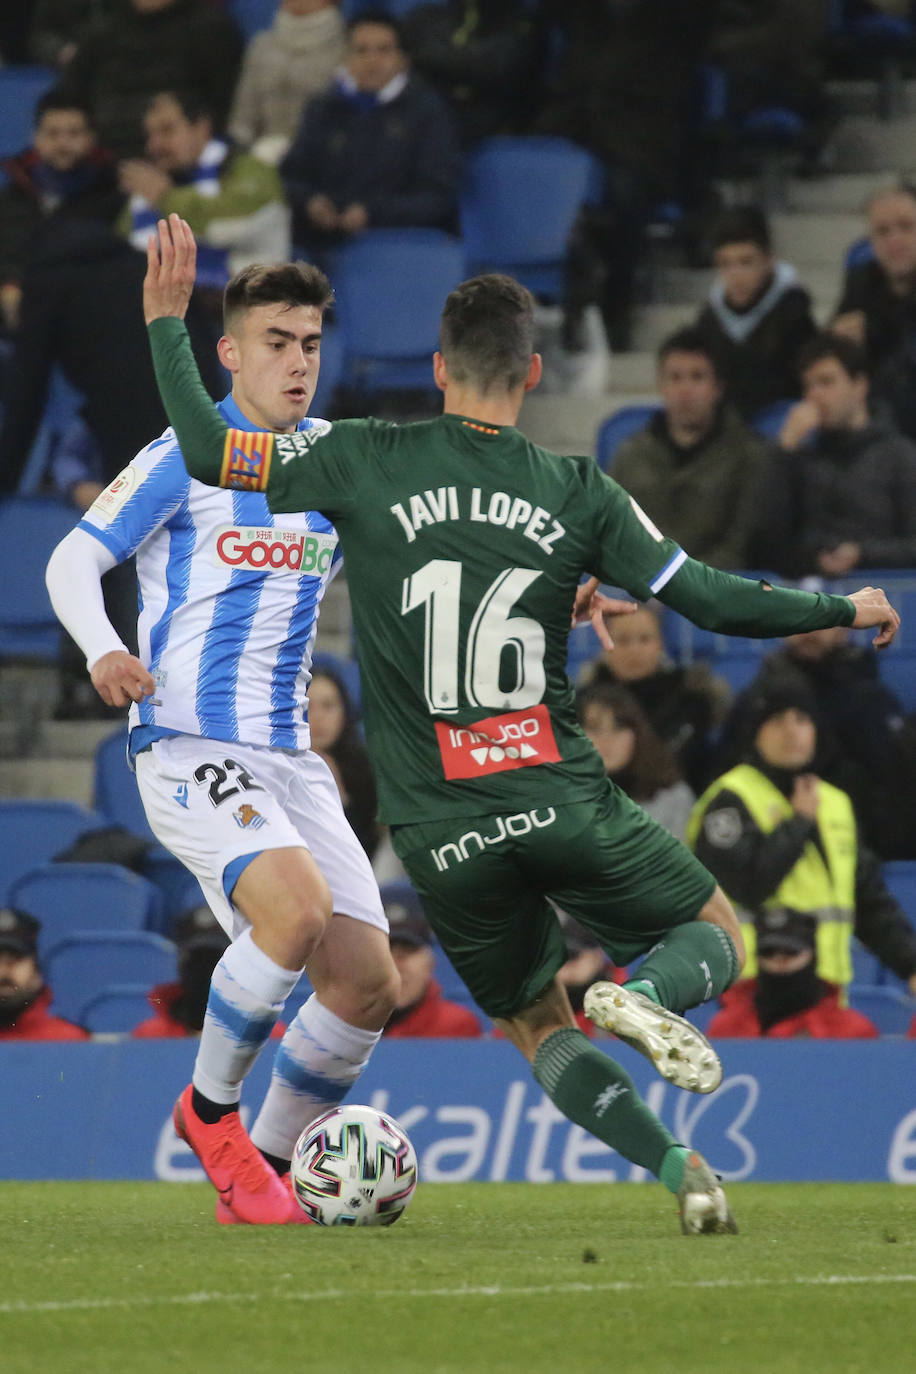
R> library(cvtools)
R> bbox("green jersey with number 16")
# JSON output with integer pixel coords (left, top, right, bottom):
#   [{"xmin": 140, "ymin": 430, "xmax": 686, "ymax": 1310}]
[{"xmin": 264, "ymin": 413, "xmax": 696, "ymax": 824}]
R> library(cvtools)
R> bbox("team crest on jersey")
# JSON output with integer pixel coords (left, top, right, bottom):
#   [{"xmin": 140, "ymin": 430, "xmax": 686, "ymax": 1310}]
[
  {"xmin": 233, "ymin": 803, "xmax": 266, "ymax": 830},
  {"xmin": 89, "ymin": 465, "xmax": 147, "ymax": 522},
  {"xmin": 434, "ymin": 704, "xmax": 560, "ymax": 780}
]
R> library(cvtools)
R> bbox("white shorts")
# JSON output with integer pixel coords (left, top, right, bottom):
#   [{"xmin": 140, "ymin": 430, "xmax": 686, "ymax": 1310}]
[{"xmin": 135, "ymin": 735, "xmax": 386, "ymax": 941}]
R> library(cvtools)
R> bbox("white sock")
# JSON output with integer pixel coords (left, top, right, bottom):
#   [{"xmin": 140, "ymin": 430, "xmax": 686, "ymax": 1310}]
[
  {"xmin": 250, "ymin": 993, "xmax": 382, "ymax": 1160},
  {"xmin": 192, "ymin": 929, "xmax": 303, "ymax": 1105}
]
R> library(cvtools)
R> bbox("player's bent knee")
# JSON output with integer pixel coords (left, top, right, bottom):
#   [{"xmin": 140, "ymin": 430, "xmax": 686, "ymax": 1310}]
[{"xmin": 699, "ymin": 886, "xmax": 746, "ymax": 972}]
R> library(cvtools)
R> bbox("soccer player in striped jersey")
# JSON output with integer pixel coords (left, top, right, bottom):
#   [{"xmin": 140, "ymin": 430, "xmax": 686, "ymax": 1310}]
[
  {"xmin": 144, "ymin": 215, "xmax": 899, "ymax": 1234},
  {"xmin": 46, "ymin": 259, "xmax": 399, "ymax": 1225}
]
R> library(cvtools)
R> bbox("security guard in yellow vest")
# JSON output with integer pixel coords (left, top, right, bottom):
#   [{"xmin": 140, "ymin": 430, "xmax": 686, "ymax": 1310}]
[{"xmin": 687, "ymin": 678, "xmax": 916, "ymax": 996}]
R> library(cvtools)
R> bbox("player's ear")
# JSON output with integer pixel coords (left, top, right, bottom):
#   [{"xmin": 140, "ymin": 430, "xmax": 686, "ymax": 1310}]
[
  {"xmin": 523, "ymin": 353, "xmax": 543, "ymax": 393},
  {"xmin": 433, "ymin": 350, "xmax": 448, "ymax": 394},
  {"xmin": 217, "ymin": 334, "xmax": 239, "ymax": 373}
]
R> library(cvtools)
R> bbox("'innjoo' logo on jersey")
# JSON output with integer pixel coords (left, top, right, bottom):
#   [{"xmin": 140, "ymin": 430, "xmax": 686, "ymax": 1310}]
[
  {"xmin": 435, "ymin": 704, "xmax": 560, "ymax": 780},
  {"xmin": 213, "ymin": 526, "xmax": 337, "ymax": 575}
]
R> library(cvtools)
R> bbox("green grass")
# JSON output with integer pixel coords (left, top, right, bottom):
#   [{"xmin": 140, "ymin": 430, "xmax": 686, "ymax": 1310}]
[{"xmin": 2, "ymin": 1182, "xmax": 914, "ymax": 1374}]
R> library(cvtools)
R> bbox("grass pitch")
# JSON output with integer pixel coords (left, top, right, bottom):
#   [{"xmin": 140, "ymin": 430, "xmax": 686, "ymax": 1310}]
[{"xmin": 2, "ymin": 1181, "xmax": 914, "ymax": 1374}]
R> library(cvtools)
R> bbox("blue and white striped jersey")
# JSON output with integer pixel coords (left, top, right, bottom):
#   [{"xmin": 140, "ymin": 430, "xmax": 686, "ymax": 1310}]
[{"xmin": 79, "ymin": 395, "xmax": 341, "ymax": 752}]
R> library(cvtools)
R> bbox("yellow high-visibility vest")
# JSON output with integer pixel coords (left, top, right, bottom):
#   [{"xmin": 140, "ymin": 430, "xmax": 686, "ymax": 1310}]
[{"xmin": 687, "ymin": 763, "xmax": 857, "ymax": 985}]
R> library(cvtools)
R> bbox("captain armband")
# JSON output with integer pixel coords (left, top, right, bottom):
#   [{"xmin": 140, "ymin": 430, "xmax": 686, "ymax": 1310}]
[{"xmin": 219, "ymin": 430, "xmax": 276, "ymax": 491}]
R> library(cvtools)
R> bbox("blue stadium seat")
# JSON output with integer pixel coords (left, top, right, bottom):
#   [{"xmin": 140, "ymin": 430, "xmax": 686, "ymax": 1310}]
[
  {"xmin": 0, "ymin": 799, "xmax": 107, "ymax": 903},
  {"xmin": 594, "ymin": 405, "xmax": 659, "ymax": 474},
  {"xmin": 845, "ymin": 235, "xmax": 875, "ymax": 272},
  {"xmin": 332, "ymin": 229, "xmax": 466, "ymax": 395},
  {"xmin": 44, "ymin": 930, "xmax": 177, "ymax": 1024},
  {"xmin": 79, "ymin": 983, "xmax": 156, "ymax": 1034},
  {"xmin": 311, "ymin": 325, "xmax": 344, "ymax": 419},
  {"xmin": 848, "ymin": 984, "xmax": 916, "ymax": 1034},
  {"xmin": 137, "ymin": 850, "xmax": 206, "ymax": 936},
  {"xmin": 851, "ymin": 936, "xmax": 883, "ymax": 987},
  {"xmin": 883, "ymin": 860, "xmax": 916, "ymax": 927},
  {"xmin": 93, "ymin": 728, "xmax": 154, "ymax": 839},
  {"xmin": 750, "ymin": 399, "xmax": 795, "ymax": 440},
  {"xmin": 9, "ymin": 863, "xmax": 164, "ymax": 959},
  {"xmin": 460, "ymin": 136, "xmax": 600, "ymax": 300},
  {"xmin": 567, "ymin": 622, "xmax": 604, "ymax": 683},
  {"xmin": 227, "ymin": 0, "xmax": 278, "ymax": 40},
  {"xmin": 0, "ymin": 496, "xmax": 80, "ymax": 659},
  {"xmin": 0, "ymin": 66, "xmax": 57, "ymax": 166},
  {"xmin": 875, "ymin": 653, "xmax": 916, "ymax": 710}
]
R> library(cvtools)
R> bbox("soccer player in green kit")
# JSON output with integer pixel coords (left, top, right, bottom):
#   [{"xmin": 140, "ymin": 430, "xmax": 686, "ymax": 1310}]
[{"xmin": 143, "ymin": 215, "xmax": 899, "ymax": 1233}]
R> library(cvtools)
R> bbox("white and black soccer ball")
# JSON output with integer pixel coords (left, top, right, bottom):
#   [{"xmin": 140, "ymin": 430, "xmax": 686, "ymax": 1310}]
[{"xmin": 290, "ymin": 1104, "xmax": 418, "ymax": 1227}]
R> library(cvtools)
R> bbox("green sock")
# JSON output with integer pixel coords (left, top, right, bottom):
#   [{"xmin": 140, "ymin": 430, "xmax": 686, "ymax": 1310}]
[
  {"xmin": 658, "ymin": 1144, "xmax": 692, "ymax": 1195},
  {"xmin": 532, "ymin": 1027, "xmax": 679, "ymax": 1179},
  {"xmin": 623, "ymin": 978, "xmax": 661, "ymax": 1005},
  {"xmin": 628, "ymin": 923, "xmax": 739, "ymax": 1013}
]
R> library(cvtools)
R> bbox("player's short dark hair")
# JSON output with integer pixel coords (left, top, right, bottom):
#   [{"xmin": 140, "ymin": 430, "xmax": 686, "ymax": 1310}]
[
  {"xmin": 223, "ymin": 262, "xmax": 335, "ymax": 331},
  {"xmin": 145, "ymin": 89, "xmax": 213, "ymax": 126},
  {"xmin": 797, "ymin": 331, "xmax": 868, "ymax": 380},
  {"xmin": 439, "ymin": 274, "xmax": 535, "ymax": 394},
  {"xmin": 34, "ymin": 87, "xmax": 94, "ymax": 127},
  {"xmin": 710, "ymin": 205, "xmax": 772, "ymax": 254},
  {"xmin": 656, "ymin": 326, "xmax": 724, "ymax": 380}
]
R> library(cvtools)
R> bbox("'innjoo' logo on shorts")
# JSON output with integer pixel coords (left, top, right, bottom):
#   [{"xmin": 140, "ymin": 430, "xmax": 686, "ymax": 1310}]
[{"xmin": 434, "ymin": 704, "xmax": 560, "ymax": 780}]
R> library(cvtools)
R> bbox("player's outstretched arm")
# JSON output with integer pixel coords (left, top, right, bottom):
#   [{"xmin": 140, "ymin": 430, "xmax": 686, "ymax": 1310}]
[{"xmin": 656, "ymin": 557, "xmax": 899, "ymax": 648}]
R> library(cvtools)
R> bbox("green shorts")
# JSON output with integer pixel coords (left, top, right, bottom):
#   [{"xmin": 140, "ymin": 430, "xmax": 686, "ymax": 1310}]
[{"xmin": 390, "ymin": 784, "xmax": 716, "ymax": 1020}]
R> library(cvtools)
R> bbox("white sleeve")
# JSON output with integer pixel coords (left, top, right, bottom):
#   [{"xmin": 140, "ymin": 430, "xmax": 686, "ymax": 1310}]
[{"xmin": 45, "ymin": 527, "xmax": 128, "ymax": 672}]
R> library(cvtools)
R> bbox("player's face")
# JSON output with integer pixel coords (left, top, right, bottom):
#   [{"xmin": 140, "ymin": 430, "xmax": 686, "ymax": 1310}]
[
  {"xmin": 582, "ymin": 702, "xmax": 636, "ymax": 775},
  {"xmin": 659, "ymin": 351, "xmax": 721, "ymax": 432},
  {"xmin": 868, "ymin": 192, "xmax": 916, "ymax": 280},
  {"xmin": 602, "ymin": 608, "xmax": 663, "ymax": 681},
  {"xmin": 390, "ymin": 942, "xmax": 434, "ymax": 1010},
  {"xmin": 346, "ymin": 22, "xmax": 406, "ymax": 93},
  {"xmin": 755, "ymin": 708, "xmax": 816, "ymax": 769},
  {"xmin": 144, "ymin": 96, "xmax": 210, "ymax": 174},
  {"xmin": 34, "ymin": 109, "xmax": 95, "ymax": 172},
  {"xmin": 714, "ymin": 241, "xmax": 774, "ymax": 309},
  {"xmin": 801, "ymin": 357, "xmax": 868, "ymax": 429},
  {"xmin": 218, "ymin": 303, "xmax": 323, "ymax": 432},
  {"xmin": 307, "ymin": 675, "xmax": 346, "ymax": 752}
]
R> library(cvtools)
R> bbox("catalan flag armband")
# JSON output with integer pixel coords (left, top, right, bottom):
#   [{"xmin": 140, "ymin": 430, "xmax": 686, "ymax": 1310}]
[{"xmin": 219, "ymin": 430, "xmax": 275, "ymax": 492}]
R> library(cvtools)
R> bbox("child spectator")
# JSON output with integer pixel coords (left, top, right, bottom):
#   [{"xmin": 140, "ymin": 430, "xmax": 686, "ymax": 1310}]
[
  {"xmin": 308, "ymin": 666, "xmax": 380, "ymax": 861},
  {"xmin": 0, "ymin": 907, "xmax": 89, "ymax": 1041},
  {"xmin": 578, "ymin": 680, "xmax": 695, "ymax": 842},
  {"xmin": 694, "ymin": 205, "xmax": 817, "ymax": 419},
  {"xmin": 579, "ymin": 601, "xmax": 729, "ymax": 792}
]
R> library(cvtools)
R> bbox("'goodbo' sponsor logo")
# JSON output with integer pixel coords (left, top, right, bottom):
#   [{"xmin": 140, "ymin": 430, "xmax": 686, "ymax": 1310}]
[{"xmin": 214, "ymin": 525, "xmax": 336, "ymax": 575}]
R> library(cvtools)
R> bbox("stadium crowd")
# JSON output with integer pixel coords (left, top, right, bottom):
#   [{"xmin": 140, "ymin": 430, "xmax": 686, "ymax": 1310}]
[{"xmin": 2, "ymin": 0, "xmax": 916, "ymax": 1044}]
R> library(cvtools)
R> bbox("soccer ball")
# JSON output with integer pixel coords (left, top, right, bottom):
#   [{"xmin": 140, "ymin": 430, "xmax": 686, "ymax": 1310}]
[{"xmin": 290, "ymin": 1104, "xmax": 418, "ymax": 1227}]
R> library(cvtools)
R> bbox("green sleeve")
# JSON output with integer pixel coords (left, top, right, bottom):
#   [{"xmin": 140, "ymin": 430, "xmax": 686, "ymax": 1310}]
[
  {"xmin": 658, "ymin": 557, "xmax": 856, "ymax": 636},
  {"xmin": 147, "ymin": 317, "xmax": 226, "ymax": 485}
]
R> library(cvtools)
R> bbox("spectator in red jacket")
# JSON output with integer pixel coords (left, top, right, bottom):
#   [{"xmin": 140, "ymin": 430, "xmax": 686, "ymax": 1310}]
[
  {"xmin": 0, "ymin": 907, "xmax": 88, "ymax": 1041},
  {"xmin": 381, "ymin": 883, "xmax": 482, "ymax": 1038},
  {"xmin": 708, "ymin": 907, "xmax": 879, "ymax": 1039}
]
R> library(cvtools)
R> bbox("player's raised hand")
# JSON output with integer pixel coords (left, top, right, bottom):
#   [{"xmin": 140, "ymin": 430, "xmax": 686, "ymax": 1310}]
[
  {"xmin": 847, "ymin": 586, "xmax": 900, "ymax": 649},
  {"xmin": 143, "ymin": 212, "xmax": 196, "ymax": 324},
  {"xmin": 90, "ymin": 650, "xmax": 156, "ymax": 708},
  {"xmin": 571, "ymin": 576, "xmax": 637, "ymax": 651}
]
